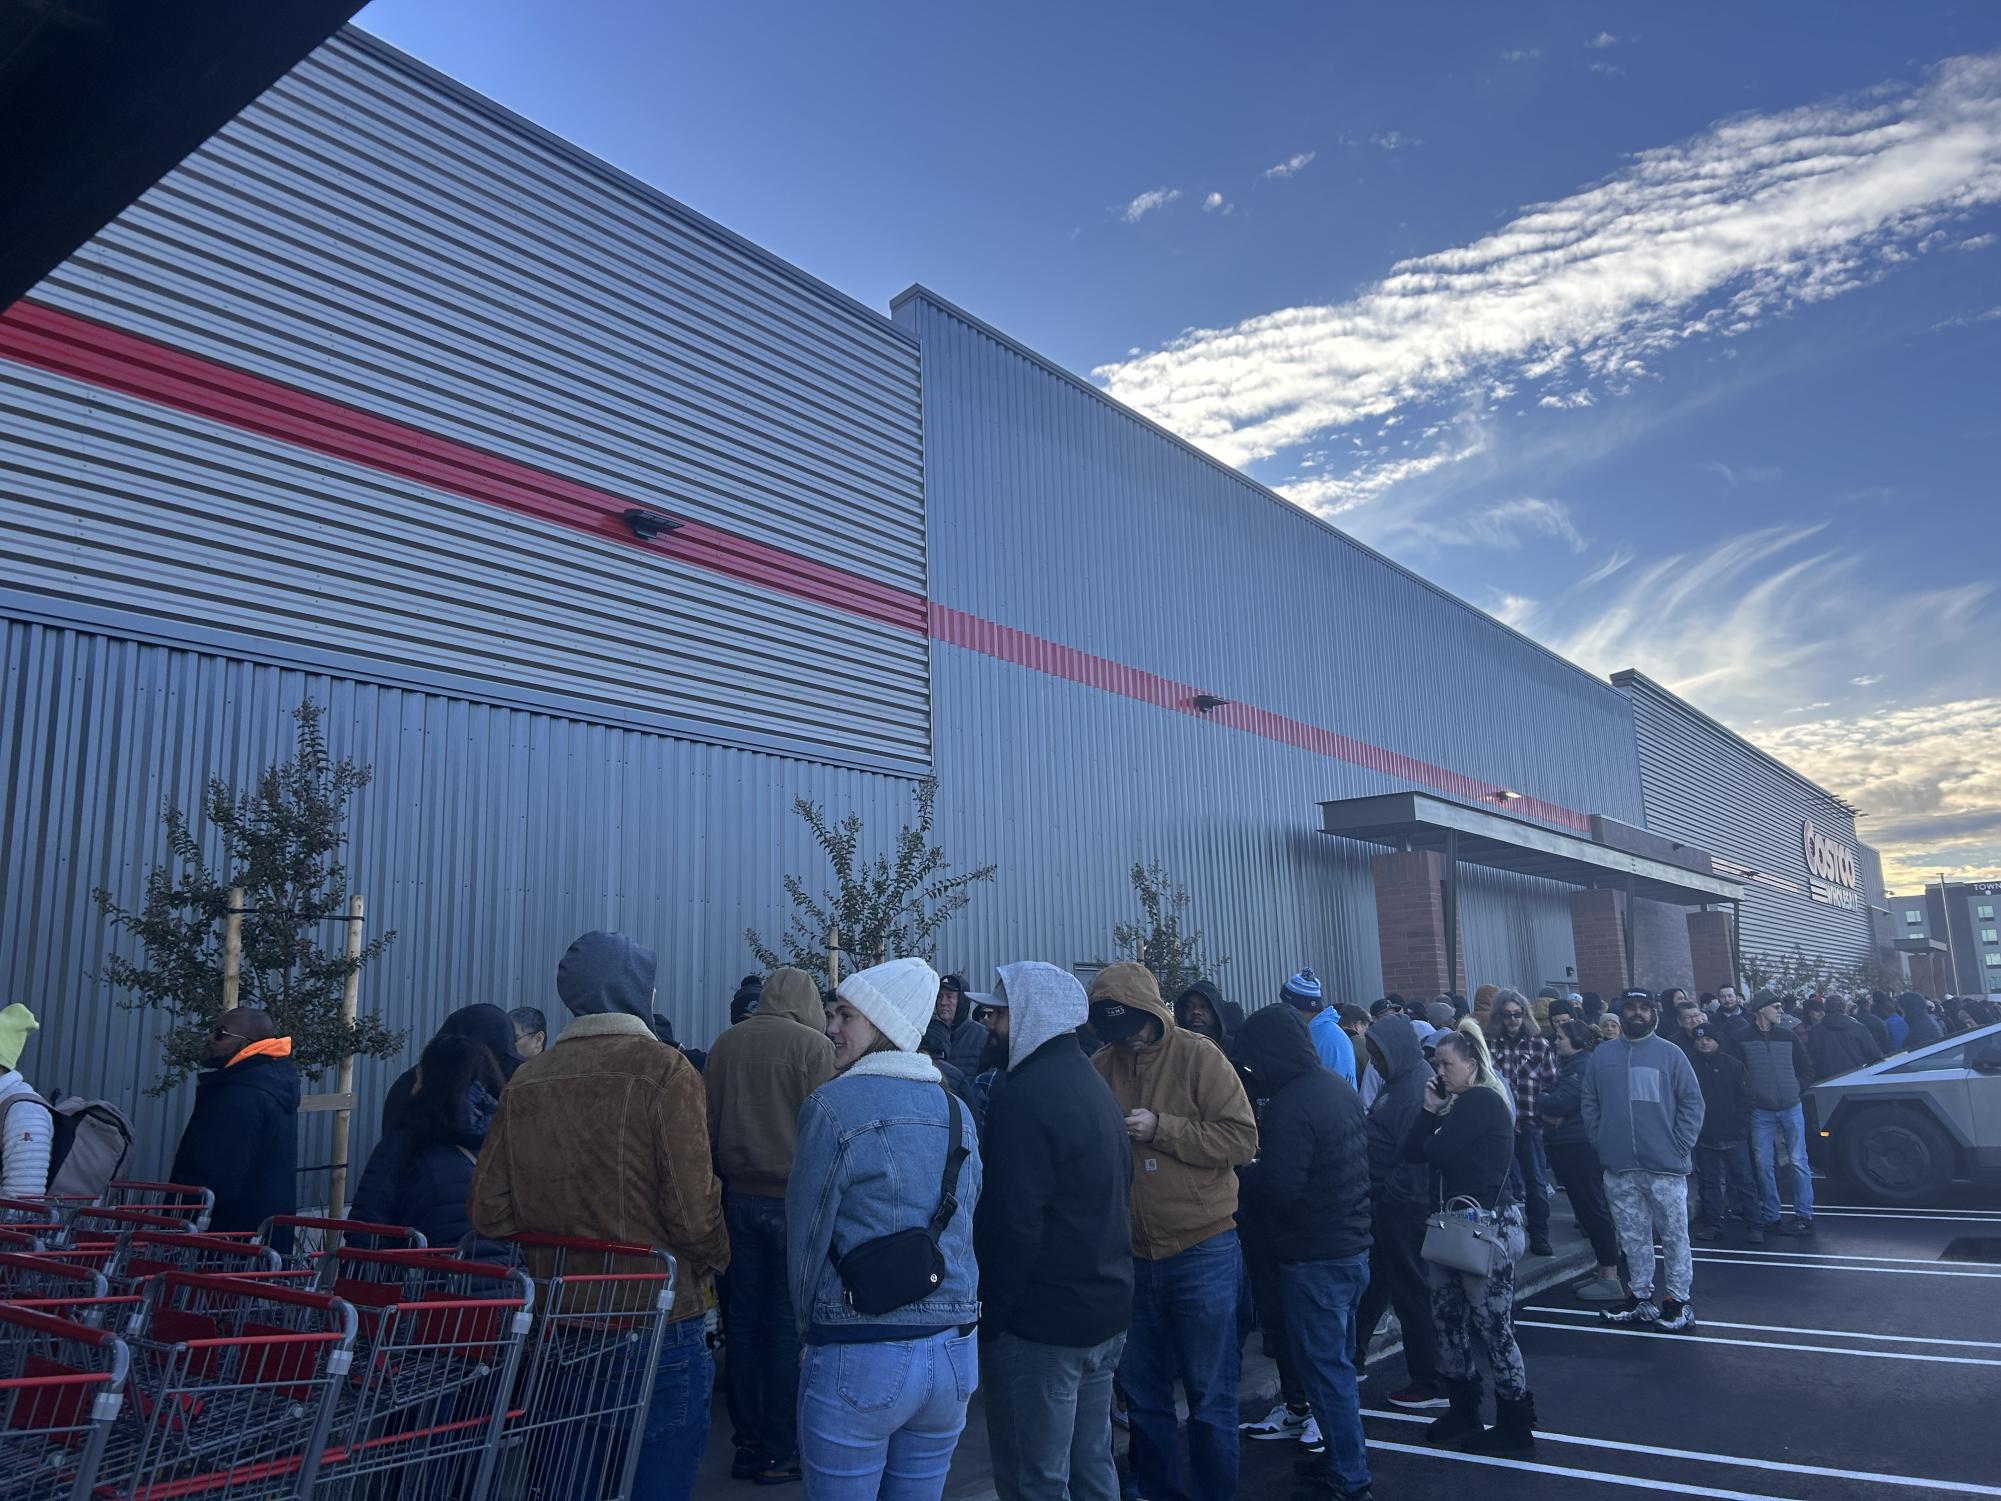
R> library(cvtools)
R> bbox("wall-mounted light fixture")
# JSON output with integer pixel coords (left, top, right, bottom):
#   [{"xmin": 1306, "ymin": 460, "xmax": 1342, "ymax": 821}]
[
  {"xmin": 1492, "ymin": 788, "xmax": 1523, "ymax": 803},
  {"xmin": 622, "ymin": 508, "xmax": 684, "ymax": 542},
  {"xmin": 1192, "ymin": 694, "xmax": 1230, "ymax": 715}
]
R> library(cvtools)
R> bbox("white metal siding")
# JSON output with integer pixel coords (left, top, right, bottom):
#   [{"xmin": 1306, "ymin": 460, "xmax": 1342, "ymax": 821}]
[{"xmin": 4, "ymin": 28, "xmax": 928, "ymax": 771}]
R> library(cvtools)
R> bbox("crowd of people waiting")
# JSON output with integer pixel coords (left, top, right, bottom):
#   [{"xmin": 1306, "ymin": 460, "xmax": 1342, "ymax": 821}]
[{"xmin": 18, "ymin": 944, "xmax": 1983, "ymax": 1501}]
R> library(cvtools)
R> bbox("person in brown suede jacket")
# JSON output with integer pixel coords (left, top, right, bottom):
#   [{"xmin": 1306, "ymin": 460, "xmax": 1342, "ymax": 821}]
[
  {"xmin": 1087, "ymin": 962, "xmax": 1256, "ymax": 1501},
  {"xmin": 469, "ymin": 930, "xmax": 727, "ymax": 1501},
  {"xmin": 701, "ymin": 967, "xmax": 834, "ymax": 1482}
]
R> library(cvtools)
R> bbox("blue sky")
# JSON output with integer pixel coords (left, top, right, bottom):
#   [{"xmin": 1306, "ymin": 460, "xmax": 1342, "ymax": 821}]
[{"xmin": 357, "ymin": 0, "xmax": 2001, "ymax": 891}]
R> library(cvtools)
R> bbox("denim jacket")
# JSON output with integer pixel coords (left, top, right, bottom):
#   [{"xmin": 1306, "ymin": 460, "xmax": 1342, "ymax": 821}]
[{"xmin": 786, "ymin": 1051, "xmax": 983, "ymax": 1341}]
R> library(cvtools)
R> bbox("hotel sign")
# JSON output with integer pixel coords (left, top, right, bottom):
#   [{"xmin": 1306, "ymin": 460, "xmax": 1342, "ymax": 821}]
[{"xmin": 1803, "ymin": 818, "xmax": 1859, "ymax": 910}]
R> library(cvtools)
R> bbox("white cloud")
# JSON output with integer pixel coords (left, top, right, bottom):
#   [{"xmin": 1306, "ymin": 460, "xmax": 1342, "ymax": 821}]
[
  {"xmin": 1410, "ymin": 496, "xmax": 1587, "ymax": 553},
  {"xmin": 1851, "ymin": 673, "xmax": 1884, "ymax": 686},
  {"xmin": 1121, "ymin": 187, "xmax": 1182, "ymax": 223},
  {"xmin": 1371, "ymin": 131, "xmax": 1417, "ymax": 152},
  {"xmin": 1502, "ymin": 48, "xmax": 1542, "ymax": 63},
  {"xmin": 1263, "ymin": 151, "xmax": 1317, "ymax": 179},
  {"xmin": 1587, "ymin": 31, "xmax": 1629, "ymax": 49},
  {"xmin": 1203, "ymin": 191, "xmax": 1227, "ymax": 213},
  {"xmin": 1574, "ymin": 545, "xmax": 1636, "ymax": 589},
  {"xmin": 1094, "ymin": 52, "xmax": 2001, "ymax": 473},
  {"xmin": 1587, "ymin": 60, "xmax": 1626, "ymax": 77},
  {"xmin": 1962, "ymin": 232, "xmax": 1997, "ymax": 249},
  {"xmin": 1749, "ymin": 699, "xmax": 2001, "ymax": 891},
  {"xmin": 1537, "ymin": 390, "xmax": 1596, "ymax": 409},
  {"xmin": 1489, "ymin": 592, "xmax": 1543, "ymax": 630}
]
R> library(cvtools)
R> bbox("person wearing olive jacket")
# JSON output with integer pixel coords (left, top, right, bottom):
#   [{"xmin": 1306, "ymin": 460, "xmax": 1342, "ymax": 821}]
[
  {"xmin": 1088, "ymin": 963, "xmax": 1257, "ymax": 1501},
  {"xmin": 1234, "ymin": 1004, "xmax": 1373, "ymax": 1501},
  {"xmin": 976, "ymin": 963, "xmax": 1132, "ymax": 1501}
]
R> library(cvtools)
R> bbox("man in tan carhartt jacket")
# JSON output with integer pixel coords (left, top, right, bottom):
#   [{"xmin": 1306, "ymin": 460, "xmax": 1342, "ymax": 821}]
[
  {"xmin": 1087, "ymin": 963, "xmax": 1256, "ymax": 1501},
  {"xmin": 701, "ymin": 968, "xmax": 833, "ymax": 1481},
  {"xmin": 469, "ymin": 930, "xmax": 727, "ymax": 1499}
]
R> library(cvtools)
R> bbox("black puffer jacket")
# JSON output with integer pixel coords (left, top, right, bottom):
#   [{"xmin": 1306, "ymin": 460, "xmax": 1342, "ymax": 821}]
[
  {"xmin": 350, "ymin": 1082, "xmax": 502, "ymax": 1253},
  {"xmin": 1737, "ymin": 1023, "xmax": 1812, "ymax": 1111},
  {"xmin": 171, "ymin": 1051, "xmax": 301, "ymax": 1253},
  {"xmin": 1538, "ymin": 1047, "xmax": 1593, "ymax": 1148},
  {"xmin": 1693, "ymin": 1048, "xmax": 1753, "ymax": 1144},
  {"xmin": 383, "ymin": 1005, "xmax": 521, "ymax": 1134},
  {"xmin": 1234, "ymin": 1005, "xmax": 1370, "ymax": 1263}
]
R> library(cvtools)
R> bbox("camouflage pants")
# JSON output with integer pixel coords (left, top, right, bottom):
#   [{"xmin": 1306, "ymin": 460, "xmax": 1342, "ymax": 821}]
[
  {"xmin": 1603, "ymin": 1170, "xmax": 1692, "ymax": 1302},
  {"xmin": 1425, "ymin": 1205, "xmax": 1528, "ymax": 1401}
]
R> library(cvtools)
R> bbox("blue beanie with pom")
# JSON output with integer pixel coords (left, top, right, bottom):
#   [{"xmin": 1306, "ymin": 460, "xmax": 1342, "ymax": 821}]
[{"xmin": 1281, "ymin": 969, "xmax": 1323, "ymax": 1008}]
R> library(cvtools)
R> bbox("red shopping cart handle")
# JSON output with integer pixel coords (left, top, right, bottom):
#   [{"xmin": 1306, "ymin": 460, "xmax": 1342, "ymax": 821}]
[
  {"xmin": 0, "ymin": 1302, "xmax": 122, "ymax": 1345},
  {"xmin": 506, "ymin": 1232, "xmax": 666, "ymax": 1258}
]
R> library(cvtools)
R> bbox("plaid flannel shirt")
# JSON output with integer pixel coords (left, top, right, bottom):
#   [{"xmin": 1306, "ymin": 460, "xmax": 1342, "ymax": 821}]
[{"xmin": 1489, "ymin": 1033, "xmax": 1557, "ymax": 1126}]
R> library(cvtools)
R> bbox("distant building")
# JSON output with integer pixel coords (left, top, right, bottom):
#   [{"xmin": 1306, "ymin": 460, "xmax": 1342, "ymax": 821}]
[{"xmin": 1887, "ymin": 882, "xmax": 2001, "ymax": 994}]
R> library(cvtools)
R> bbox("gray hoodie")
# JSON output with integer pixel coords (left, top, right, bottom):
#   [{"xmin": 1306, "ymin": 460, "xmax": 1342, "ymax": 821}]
[
  {"xmin": 556, "ymin": 931, "xmax": 657, "ymax": 1020},
  {"xmin": 1580, "ymin": 1030, "xmax": 1705, "ymax": 1175},
  {"xmin": 996, "ymin": 962, "xmax": 1088, "ymax": 1070}
]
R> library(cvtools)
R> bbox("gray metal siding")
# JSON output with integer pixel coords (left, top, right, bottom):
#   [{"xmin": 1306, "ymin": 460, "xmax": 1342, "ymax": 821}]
[
  {"xmin": 896, "ymin": 290, "xmax": 1644, "ymax": 830},
  {"xmin": 1617, "ymin": 674, "xmax": 1876, "ymax": 970},
  {"xmin": 0, "ymin": 613, "xmax": 911, "ymax": 1183},
  {"xmin": 5, "ymin": 27, "xmax": 928, "ymax": 771}
]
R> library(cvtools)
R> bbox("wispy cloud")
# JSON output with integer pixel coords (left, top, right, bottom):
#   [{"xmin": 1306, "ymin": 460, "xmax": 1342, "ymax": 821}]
[
  {"xmin": 1574, "ymin": 545, "xmax": 1636, "ymax": 589},
  {"xmin": 1586, "ymin": 31, "xmax": 1630, "ymax": 50},
  {"xmin": 1587, "ymin": 60, "xmax": 1626, "ymax": 77},
  {"xmin": 1502, "ymin": 47, "xmax": 1542, "ymax": 63},
  {"xmin": 1962, "ymin": 232, "xmax": 1997, "ymax": 249},
  {"xmin": 1431, "ymin": 496, "xmax": 1587, "ymax": 553},
  {"xmin": 1343, "ymin": 130, "xmax": 1420, "ymax": 152},
  {"xmin": 1095, "ymin": 52, "xmax": 2001, "ymax": 475},
  {"xmin": 1121, "ymin": 187, "xmax": 1182, "ymax": 223},
  {"xmin": 1749, "ymin": 699, "xmax": 2001, "ymax": 891},
  {"xmin": 1263, "ymin": 150, "xmax": 1317, "ymax": 179},
  {"xmin": 1203, "ymin": 191, "xmax": 1230, "ymax": 214}
]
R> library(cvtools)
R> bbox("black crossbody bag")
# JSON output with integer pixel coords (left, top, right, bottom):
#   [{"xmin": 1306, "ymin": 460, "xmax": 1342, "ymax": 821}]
[{"xmin": 827, "ymin": 1091, "xmax": 968, "ymax": 1316}]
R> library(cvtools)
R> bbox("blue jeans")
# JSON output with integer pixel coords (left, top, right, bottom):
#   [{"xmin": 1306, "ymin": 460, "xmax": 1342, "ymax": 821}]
[
  {"xmin": 1280, "ymin": 1256, "xmax": 1371, "ymax": 1498},
  {"xmin": 1120, "ymin": 1230, "xmax": 1240, "ymax": 1501},
  {"xmin": 983, "ymin": 1330, "xmax": 1124, "ymax": 1501},
  {"xmin": 724, "ymin": 1192, "xmax": 799, "ymax": 1462},
  {"xmin": 1694, "ymin": 1141, "xmax": 1759, "ymax": 1229},
  {"xmin": 1506, "ymin": 1127, "xmax": 1552, "ymax": 1243},
  {"xmin": 797, "ymin": 1329, "xmax": 977, "ymax": 1501},
  {"xmin": 1752, "ymin": 1106, "xmax": 1814, "ymax": 1224},
  {"xmin": 545, "ymin": 1316, "xmax": 711, "ymax": 1501}
]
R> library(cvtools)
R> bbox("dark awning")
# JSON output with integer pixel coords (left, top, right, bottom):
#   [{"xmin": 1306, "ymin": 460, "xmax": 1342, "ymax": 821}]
[
  {"xmin": 0, "ymin": 0, "xmax": 366, "ymax": 311},
  {"xmin": 1894, "ymin": 937, "xmax": 1949, "ymax": 955},
  {"xmin": 1318, "ymin": 791, "xmax": 1740, "ymax": 905}
]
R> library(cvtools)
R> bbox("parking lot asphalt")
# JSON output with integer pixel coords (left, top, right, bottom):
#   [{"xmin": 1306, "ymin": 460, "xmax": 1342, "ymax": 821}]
[{"xmin": 1241, "ymin": 1185, "xmax": 2001, "ymax": 1501}]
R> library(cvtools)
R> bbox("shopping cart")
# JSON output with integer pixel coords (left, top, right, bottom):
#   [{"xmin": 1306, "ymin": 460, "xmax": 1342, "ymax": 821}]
[
  {"xmin": 59, "ymin": 1206, "xmax": 196, "ymax": 1254},
  {"xmin": 0, "ymin": 1252, "xmax": 109, "ymax": 1305},
  {"xmin": 102, "ymin": 1184, "xmax": 214, "ymax": 1232},
  {"xmin": 92, "ymin": 1271, "xmax": 356, "ymax": 1501},
  {"xmin": 0, "ymin": 1304, "xmax": 129, "ymax": 1501},
  {"xmin": 254, "ymin": 1218, "xmax": 426, "ymax": 1291},
  {"xmin": 486, "ymin": 1234, "xmax": 678, "ymax": 1501},
  {"xmin": 110, "ymin": 1232, "xmax": 285, "ymax": 1290},
  {"xmin": 311, "ymin": 1250, "xmax": 532, "ymax": 1500}
]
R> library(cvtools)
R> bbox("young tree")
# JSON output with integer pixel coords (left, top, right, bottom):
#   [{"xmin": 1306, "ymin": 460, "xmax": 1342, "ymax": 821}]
[
  {"xmin": 1110, "ymin": 859, "xmax": 1229, "ymax": 1004},
  {"xmin": 93, "ymin": 701, "xmax": 403, "ymax": 1093},
  {"xmin": 746, "ymin": 778, "xmax": 995, "ymax": 981}
]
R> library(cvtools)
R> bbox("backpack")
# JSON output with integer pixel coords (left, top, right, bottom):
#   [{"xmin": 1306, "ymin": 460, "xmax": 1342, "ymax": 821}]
[{"xmin": 1, "ymin": 1091, "xmax": 135, "ymax": 1199}]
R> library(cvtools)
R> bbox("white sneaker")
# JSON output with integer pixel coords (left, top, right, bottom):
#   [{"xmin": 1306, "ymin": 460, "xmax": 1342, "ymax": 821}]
[
  {"xmin": 1241, "ymin": 1403, "xmax": 1309, "ymax": 1440},
  {"xmin": 1298, "ymin": 1415, "xmax": 1325, "ymax": 1454}
]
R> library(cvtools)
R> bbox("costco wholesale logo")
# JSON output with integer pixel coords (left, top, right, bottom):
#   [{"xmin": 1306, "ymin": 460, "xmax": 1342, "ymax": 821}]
[{"xmin": 1803, "ymin": 818, "xmax": 1860, "ymax": 910}]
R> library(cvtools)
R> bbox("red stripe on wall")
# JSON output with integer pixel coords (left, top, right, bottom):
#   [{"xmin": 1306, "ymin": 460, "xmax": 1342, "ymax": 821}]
[{"xmin": 0, "ymin": 300, "xmax": 1593, "ymax": 833}]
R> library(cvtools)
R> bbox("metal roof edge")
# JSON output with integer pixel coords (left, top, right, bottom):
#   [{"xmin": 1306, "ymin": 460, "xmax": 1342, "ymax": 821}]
[
  {"xmin": 891, "ymin": 283, "xmax": 1627, "ymax": 706},
  {"xmin": 340, "ymin": 26, "xmax": 918, "ymax": 348},
  {"xmin": 1609, "ymin": 668, "xmax": 1860, "ymax": 817}
]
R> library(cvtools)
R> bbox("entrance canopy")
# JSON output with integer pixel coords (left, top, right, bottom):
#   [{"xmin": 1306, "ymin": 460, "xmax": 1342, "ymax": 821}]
[{"xmin": 1318, "ymin": 791, "xmax": 1741, "ymax": 905}]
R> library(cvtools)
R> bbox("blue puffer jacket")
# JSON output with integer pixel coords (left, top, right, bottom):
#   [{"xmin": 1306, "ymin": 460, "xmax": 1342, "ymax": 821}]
[
  {"xmin": 350, "ymin": 1083, "xmax": 500, "ymax": 1253},
  {"xmin": 787, "ymin": 1053, "xmax": 983, "ymax": 1343},
  {"xmin": 1538, "ymin": 1048, "xmax": 1594, "ymax": 1147}
]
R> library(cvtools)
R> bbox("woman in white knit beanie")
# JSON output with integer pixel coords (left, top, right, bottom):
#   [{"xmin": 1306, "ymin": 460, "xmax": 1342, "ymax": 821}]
[{"xmin": 786, "ymin": 958, "xmax": 985, "ymax": 1499}]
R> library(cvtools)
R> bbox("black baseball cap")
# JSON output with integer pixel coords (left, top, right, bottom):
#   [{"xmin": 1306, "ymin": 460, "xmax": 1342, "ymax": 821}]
[
  {"xmin": 1089, "ymin": 998, "xmax": 1151, "ymax": 1042},
  {"xmin": 1618, "ymin": 989, "xmax": 1656, "ymax": 1009}
]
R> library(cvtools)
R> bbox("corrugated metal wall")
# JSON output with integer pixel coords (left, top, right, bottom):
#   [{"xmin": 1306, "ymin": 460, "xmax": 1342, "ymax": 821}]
[
  {"xmin": 0, "ymin": 614, "xmax": 912, "ymax": 1182},
  {"xmin": 903, "ymin": 291, "xmax": 1642, "ymax": 1002},
  {"xmin": 1615, "ymin": 671, "xmax": 1878, "ymax": 970},
  {"xmin": 2, "ymin": 27, "xmax": 928, "ymax": 773}
]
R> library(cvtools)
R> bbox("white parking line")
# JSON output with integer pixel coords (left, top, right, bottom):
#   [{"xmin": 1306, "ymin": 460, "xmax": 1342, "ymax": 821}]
[
  {"xmin": 1515, "ymin": 1318, "xmax": 2001, "ymax": 1365},
  {"xmin": 1362, "ymin": 1407, "xmax": 2001, "ymax": 1496},
  {"xmin": 1366, "ymin": 1437, "xmax": 1794, "ymax": 1501},
  {"xmin": 1528, "ymin": 1305, "xmax": 2001, "ymax": 1349},
  {"xmin": 1692, "ymin": 1246, "xmax": 1964, "ymax": 1267},
  {"xmin": 1691, "ymin": 1254, "xmax": 2001, "ymax": 1279},
  {"xmin": 1808, "ymin": 1204, "xmax": 2001, "ymax": 1220}
]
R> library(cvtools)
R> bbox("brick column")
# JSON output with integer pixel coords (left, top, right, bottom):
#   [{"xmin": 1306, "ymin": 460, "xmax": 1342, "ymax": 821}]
[
  {"xmin": 1686, "ymin": 911, "xmax": 1736, "ymax": 997},
  {"xmin": 1570, "ymin": 889, "xmax": 1630, "ymax": 998},
  {"xmin": 1370, "ymin": 849, "xmax": 1463, "ymax": 998}
]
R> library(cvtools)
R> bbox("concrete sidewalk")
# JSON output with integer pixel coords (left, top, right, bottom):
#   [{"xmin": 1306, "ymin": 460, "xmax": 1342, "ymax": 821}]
[{"xmin": 691, "ymin": 1215, "xmax": 1598, "ymax": 1500}]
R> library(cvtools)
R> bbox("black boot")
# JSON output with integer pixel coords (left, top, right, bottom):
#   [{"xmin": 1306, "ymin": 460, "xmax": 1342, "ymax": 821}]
[
  {"xmin": 1425, "ymin": 1376, "xmax": 1484, "ymax": 1448},
  {"xmin": 1466, "ymin": 1392, "xmax": 1537, "ymax": 1459}
]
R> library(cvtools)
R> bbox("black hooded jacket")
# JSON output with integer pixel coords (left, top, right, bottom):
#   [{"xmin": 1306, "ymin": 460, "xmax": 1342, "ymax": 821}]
[
  {"xmin": 1693, "ymin": 1047, "xmax": 1754, "ymax": 1144},
  {"xmin": 1174, "ymin": 981, "xmax": 1245, "ymax": 1052},
  {"xmin": 1807, "ymin": 1013, "xmax": 1883, "ymax": 1081},
  {"xmin": 1234, "ymin": 1005, "xmax": 1371, "ymax": 1263},
  {"xmin": 382, "ymin": 1004, "xmax": 522, "ymax": 1135},
  {"xmin": 1363, "ymin": 1016, "xmax": 1430, "ymax": 1206},
  {"xmin": 171, "ymin": 1051, "xmax": 301, "ymax": 1250},
  {"xmin": 1899, "ymin": 996, "xmax": 1945, "ymax": 1052}
]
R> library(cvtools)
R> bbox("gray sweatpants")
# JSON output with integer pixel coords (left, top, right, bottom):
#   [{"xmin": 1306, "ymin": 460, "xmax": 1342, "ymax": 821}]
[{"xmin": 1603, "ymin": 1170, "xmax": 1693, "ymax": 1302}]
